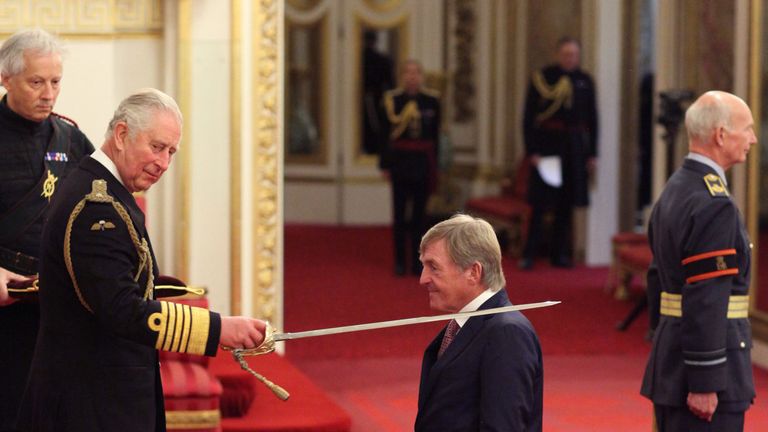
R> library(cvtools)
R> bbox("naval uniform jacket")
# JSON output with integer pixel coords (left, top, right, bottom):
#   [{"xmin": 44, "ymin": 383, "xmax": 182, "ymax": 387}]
[
  {"xmin": 523, "ymin": 65, "xmax": 597, "ymax": 207},
  {"xmin": 415, "ymin": 290, "xmax": 543, "ymax": 431},
  {"xmin": 18, "ymin": 157, "xmax": 221, "ymax": 431},
  {"xmin": 640, "ymin": 158, "xmax": 754, "ymax": 411}
]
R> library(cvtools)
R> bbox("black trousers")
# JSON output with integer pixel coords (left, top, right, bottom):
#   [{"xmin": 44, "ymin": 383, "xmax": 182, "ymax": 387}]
[
  {"xmin": 0, "ymin": 302, "xmax": 39, "ymax": 431},
  {"xmin": 654, "ymin": 404, "xmax": 745, "ymax": 432},
  {"xmin": 391, "ymin": 177, "xmax": 428, "ymax": 271},
  {"xmin": 522, "ymin": 169, "xmax": 573, "ymax": 262}
]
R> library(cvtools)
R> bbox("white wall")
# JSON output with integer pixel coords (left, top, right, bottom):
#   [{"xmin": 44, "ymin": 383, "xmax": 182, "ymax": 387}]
[
  {"xmin": 52, "ymin": 38, "xmax": 163, "ymax": 148},
  {"xmin": 186, "ymin": 1, "xmax": 232, "ymax": 315},
  {"xmin": 585, "ymin": 0, "xmax": 622, "ymax": 265}
]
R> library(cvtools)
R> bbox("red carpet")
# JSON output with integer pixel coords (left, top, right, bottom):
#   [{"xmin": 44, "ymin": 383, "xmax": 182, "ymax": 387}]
[
  {"xmin": 209, "ymin": 350, "xmax": 351, "ymax": 431},
  {"xmin": 284, "ymin": 224, "xmax": 768, "ymax": 431}
]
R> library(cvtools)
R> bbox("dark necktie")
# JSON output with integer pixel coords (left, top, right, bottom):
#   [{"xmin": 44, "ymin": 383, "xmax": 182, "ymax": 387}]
[{"xmin": 437, "ymin": 319, "xmax": 460, "ymax": 358}]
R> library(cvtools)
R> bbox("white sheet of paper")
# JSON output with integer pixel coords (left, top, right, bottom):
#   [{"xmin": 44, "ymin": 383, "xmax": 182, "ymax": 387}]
[{"xmin": 537, "ymin": 156, "xmax": 562, "ymax": 188}]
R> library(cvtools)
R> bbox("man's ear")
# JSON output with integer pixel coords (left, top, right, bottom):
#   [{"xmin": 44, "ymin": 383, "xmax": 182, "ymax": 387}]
[
  {"xmin": 0, "ymin": 74, "xmax": 13, "ymax": 91},
  {"xmin": 467, "ymin": 262, "xmax": 483, "ymax": 285},
  {"xmin": 114, "ymin": 122, "xmax": 128, "ymax": 151},
  {"xmin": 714, "ymin": 126, "xmax": 726, "ymax": 147}
]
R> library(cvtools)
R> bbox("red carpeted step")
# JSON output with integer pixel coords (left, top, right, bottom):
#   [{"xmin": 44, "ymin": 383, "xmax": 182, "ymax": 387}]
[{"xmin": 209, "ymin": 350, "xmax": 351, "ymax": 431}]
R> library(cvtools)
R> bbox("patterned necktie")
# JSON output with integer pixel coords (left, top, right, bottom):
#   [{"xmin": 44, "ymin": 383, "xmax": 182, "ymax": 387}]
[{"xmin": 437, "ymin": 319, "xmax": 460, "ymax": 358}]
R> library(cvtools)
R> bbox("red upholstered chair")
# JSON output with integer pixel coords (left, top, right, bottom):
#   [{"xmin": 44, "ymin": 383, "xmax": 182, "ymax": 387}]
[
  {"xmin": 465, "ymin": 158, "xmax": 532, "ymax": 256},
  {"xmin": 614, "ymin": 243, "xmax": 654, "ymax": 331},
  {"xmin": 160, "ymin": 294, "xmax": 224, "ymax": 431},
  {"xmin": 605, "ymin": 232, "xmax": 649, "ymax": 299}
]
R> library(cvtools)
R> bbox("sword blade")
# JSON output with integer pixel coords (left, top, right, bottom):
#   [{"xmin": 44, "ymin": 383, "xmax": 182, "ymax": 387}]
[{"xmin": 272, "ymin": 300, "xmax": 560, "ymax": 342}]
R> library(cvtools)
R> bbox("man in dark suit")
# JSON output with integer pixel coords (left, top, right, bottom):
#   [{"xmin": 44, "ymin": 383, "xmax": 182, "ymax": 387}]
[
  {"xmin": 17, "ymin": 89, "xmax": 266, "ymax": 431},
  {"xmin": 380, "ymin": 59, "xmax": 441, "ymax": 276},
  {"xmin": 0, "ymin": 29, "xmax": 95, "ymax": 431},
  {"xmin": 415, "ymin": 214, "xmax": 543, "ymax": 431},
  {"xmin": 641, "ymin": 91, "xmax": 756, "ymax": 431},
  {"xmin": 519, "ymin": 36, "xmax": 598, "ymax": 270}
]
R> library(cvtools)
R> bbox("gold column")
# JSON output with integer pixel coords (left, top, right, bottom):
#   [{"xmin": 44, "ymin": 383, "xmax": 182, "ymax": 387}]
[
  {"xmin": 175, "ymin": 0, "xmax": 192, "ymax": 282},
  {"xmin": 230, "ymin": 0, "xmax": 243, "ymax": 315}
]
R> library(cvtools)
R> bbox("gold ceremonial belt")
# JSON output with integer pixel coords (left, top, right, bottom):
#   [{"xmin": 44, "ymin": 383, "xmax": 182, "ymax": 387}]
[
  {"xmin": 660, "ymin": 292, "xmax": 749, "ymax": 319},
  {"xmin": 6, "ymin": 282, "xmax": 204, "ymax": 300}
]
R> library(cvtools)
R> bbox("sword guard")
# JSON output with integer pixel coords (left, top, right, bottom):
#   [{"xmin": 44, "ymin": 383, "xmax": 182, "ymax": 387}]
[{"xmin": 221, "ymin": 321, "xmax": 277, "ymax": 356}]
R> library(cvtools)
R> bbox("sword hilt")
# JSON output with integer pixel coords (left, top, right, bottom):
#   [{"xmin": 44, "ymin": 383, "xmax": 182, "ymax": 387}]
[{"xmin": 221, "ymin": 322, "xmax": 289, "ymax": 400}]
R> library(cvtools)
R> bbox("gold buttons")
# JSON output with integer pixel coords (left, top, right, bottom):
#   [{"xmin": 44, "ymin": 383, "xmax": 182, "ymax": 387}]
[{"xmin": 740, "ymin": 341, "xmax": 746, "ymax": 349}]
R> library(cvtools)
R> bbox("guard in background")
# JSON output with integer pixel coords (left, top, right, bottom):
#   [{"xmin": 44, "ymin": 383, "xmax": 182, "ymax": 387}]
[
  {"xmin": 641, "ymin": 91, "xmax": 756, "ymax": 431},
  {"xmin": 0, "ymin": 29, "xmax": 94, "ymax": 431},
  {"xmin": 380, "ymin": 59, "xmax": 441, "ymax": 276},
  {"xmin": 519, "ymin": 36, "xmax": 598, "ymax": 270}
]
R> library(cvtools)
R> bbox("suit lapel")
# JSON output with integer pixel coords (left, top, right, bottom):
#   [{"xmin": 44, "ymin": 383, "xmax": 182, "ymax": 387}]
[{"xmin": 418, "ymin": 291, "xmax": 511, "ymax": 410}]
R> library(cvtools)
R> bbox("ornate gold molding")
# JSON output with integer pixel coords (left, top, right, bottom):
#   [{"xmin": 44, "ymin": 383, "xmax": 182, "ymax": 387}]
[
  {"xmin": 165, "ymin": 409, "xmax": 220, "ymax": 429},
  {"xmin": 252, "ymin": 0, "xmax": 281, "ymax": 325},
  {"xmin": 0, "ymin": 0, "xmax": 163, "ymax": 36},
  {"xmin": 286, "ymin": 0, "xmax": 322, "ymax": 12},
  {"xmin": 363, "ymin": 0, "xmax": 403, "ymax": 14}
]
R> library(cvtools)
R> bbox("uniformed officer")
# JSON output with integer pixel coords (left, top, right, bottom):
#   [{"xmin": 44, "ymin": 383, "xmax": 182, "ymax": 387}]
[
  {"xmin": 641, "ymin": 91, "xmax": 756, "ymax": 431},
  {"xmin": 519, "ymin": 36, "xmax": 598, "ymax": 270},
  {"xmin": 0, "ymin": 29, "xmax": 94, "ymax": 431},
  {"xmin": 17, "ymin": 89, "xmax": 266, "ymax": 431},
  {"xmin": 380, "ymin": 59, "xmax": 441, "ymax": 276}
]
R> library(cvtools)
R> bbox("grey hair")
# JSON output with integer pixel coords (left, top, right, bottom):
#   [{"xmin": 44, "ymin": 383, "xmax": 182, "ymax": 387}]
[
  {"xmin": 685, "ymin": 91, "xmax": 734, "ymax": 141},
  {"xmin": 105, "ymin": 88, "xmax": 183, "ymax": 140},
  {"xmin": 420, "ymin": 214, "xmax": 506, "ymax": 292},
  {"xmin": 0, "ymin": 28, "xmax": 63, "ymax": 79}
]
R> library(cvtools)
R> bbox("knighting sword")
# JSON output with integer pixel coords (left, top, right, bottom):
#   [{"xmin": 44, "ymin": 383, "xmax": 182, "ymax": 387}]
[{"xmin": 222, "ymin": 300, "xmax": 561, "ymax": 401}]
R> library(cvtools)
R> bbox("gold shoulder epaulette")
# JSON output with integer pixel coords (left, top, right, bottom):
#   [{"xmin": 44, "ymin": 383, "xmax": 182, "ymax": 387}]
[
  {"xmin": 421, "ymin": 87, "xmax": 441, "ymax": 98},
  {"xmin": 85, "ymin": 179, "xmax": 113, "ymax": 203},
  {"xmin": 703, "ymin": 174, "xmax": 729, "ymax": 197}
]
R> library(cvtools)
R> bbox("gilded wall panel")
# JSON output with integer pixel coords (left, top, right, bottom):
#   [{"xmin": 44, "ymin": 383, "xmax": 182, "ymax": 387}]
[{"xmin": 0, "ymin": 0, "xmax": 162, "ymax": 35}]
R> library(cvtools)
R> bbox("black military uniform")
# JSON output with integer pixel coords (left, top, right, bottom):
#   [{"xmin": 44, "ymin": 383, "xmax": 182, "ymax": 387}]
[
  {"xmin": 521, "ymin": 64, "xmax": 597, "ymax": 265},
  {"xmin": 17, "ymin": 157, "xmax": 221, "ymax": 431},
  {"xmin": 641, "ymin": 157, "xmax": 755, "ymax": 430},
  {"xmin": 380, "ymin": 87, "xmax": 441, "ymax": 275},
  {"xmin": 0, "ymin": 95, "xmax": 93, "ymax": 431}
]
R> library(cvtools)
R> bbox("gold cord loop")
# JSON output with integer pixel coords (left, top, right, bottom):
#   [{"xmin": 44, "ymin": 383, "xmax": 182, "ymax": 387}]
[{"xmin": 221, "ymin": 323, "xmax": 288, "ymax": 400}]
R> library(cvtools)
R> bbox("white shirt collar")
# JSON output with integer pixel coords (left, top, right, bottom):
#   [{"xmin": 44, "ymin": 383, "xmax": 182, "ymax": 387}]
[
  {"xmin": 90, "ymin": 147, "xmax": 125, "ymax": 187},
  {"xmin": 455, "ymin": 289, "xmax": 497, "ymax": 327},
  {"xmin": 686, "ymin": 152, "xmax": 727, "ymax": 186}
]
